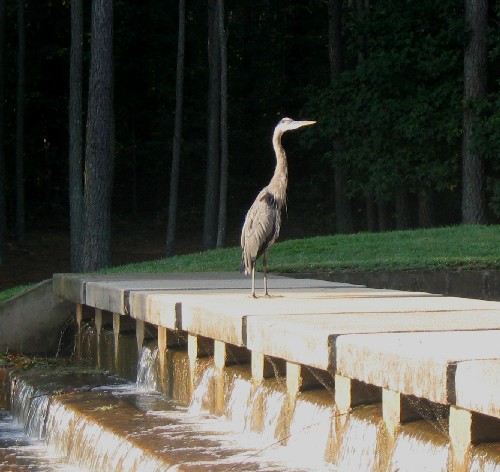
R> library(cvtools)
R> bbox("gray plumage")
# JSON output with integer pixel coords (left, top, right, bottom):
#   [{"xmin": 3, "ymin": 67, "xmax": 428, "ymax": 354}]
[{"xmin": 241, "ymin": 117, "xmax": 316, "ymax": 297}]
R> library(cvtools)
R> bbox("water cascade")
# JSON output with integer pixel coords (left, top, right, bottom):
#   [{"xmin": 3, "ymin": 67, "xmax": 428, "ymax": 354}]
[
  {"xmin": 390, "ymin": 422, "xmax": 450, "ymax": 471},
  {"xmin": 1, "ymin": 327, "xmax": 500, "ymax": 470},
  {"xmin": 286, "ymin": 391, "xmax": 337, "ymax": 468},
  {"xmin": 335, "ymin": 405, "xmax": 381, "ymax": 471}
]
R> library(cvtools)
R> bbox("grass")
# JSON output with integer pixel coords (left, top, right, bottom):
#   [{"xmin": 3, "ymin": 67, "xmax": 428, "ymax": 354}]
[
  {"xmin": 0, "ymin": 284, "xmax": 34, "ymax": 304},
  {"xmin": 1, "ymin": 224, "xmax": 499, "ymax": 302},
  {"xmin": 108, "ymin": 224, "xmax": 500, "ymax": 273}
]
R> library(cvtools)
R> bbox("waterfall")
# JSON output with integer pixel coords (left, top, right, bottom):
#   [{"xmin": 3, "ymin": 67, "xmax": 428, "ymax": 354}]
[
  {"xmin": 10, "ymin": 377, "xmax": 51, "ymax": 439},
  {"xmin": 224, "ymin": 375, "xmax": 253, "ymax": 431},
  {"xmin": 244, "ymin": 380, "xmax": 288, "ymax": 445},
  {"xmin": 2, "ymin": 343, "xmax": 499, "ymax": 470},
  {"xmin": 286, "ymin": 393, "xmax": 335, "ymax": 467},
  {"xmin": 188, "ymin": 365, "xmax": 218, "ymax": 416},
  {"xmin": 136, "ymin": 345, "xmax": 160, "ymax": 392},
  {"xmin": 390, "ymin": 421, "xmax": 450, "ymax": 472},
  {"xmin": 469, "ymin": 444, "xmax": 500, "ymax": 472},
  {"xmin": 336, "ymin": 406, "xmax": 381, "ymax": 471},
  {"xmin": 44, "ymin": 402, "xmax": 167, "ymax": 472}
]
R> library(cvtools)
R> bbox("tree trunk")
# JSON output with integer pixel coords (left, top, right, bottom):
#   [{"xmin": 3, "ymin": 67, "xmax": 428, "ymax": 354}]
[
  {"xmin": 131, "ymin": 126, "xmax": 138, "ymax": 218},
  {"xmin": 216, "ymin": 0, "xmax": 228, "ymax": 249},
  {"xmin": 365, "ymin": 194, "xmax": 377, "ymax": 232},
  {"xmin": 203, "ymin": 1, "xmax": 221, "ymax": 250},
  {"xmin": 15, "ymin": 0, "xmax": 25, "ymax": 241},
  {"xmin": 0, "ymin": 0, "xmax": 6, "ymax": 264},
  {"xmin": 166, "ymin": 0, "xmax": 186, "ymax": 257},
  {"xmin": 356, "ymin": 0, "xmax": 373, "ymax": 235},
  {"xmin": 377, "ymin": 201, "xmax": 391, "ymax": 232},
  {"xmin": 83, "ymin": 0, "xmax": 113, "ymax": 272},
  {"xmin": 395, "ymin": 189, "xmax": 411, "ymax": 230},
  {"xmin": 328, "ymin": 0, "xmax": 353, "ymax": 234},
  {"xmin": 418, "ymin": 192, "xmax": 435, "ymax": 228},
  {"xmin": 334, "ymin": 165, "xmax": 354, "ymax": 233},
  {"xmin": 462, "ymin": 0, "xmax": 487, "ymax": 224},
  {"xmin": 355, "ymin": 0, "xmax": 370, "ymax": 62},
  {"xmin": 69, "ymin": 0, "xmax": 84, "ymax": 272}
]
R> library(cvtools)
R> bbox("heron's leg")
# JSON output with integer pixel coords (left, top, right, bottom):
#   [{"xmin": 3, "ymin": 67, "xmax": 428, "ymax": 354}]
[
  {"xmin": 251, "ymin": 263, "xmax": 256, "ymax": 298},
  {"xmin": 263, "ymin": 253, "xmax": 269, "ymax": 296}
]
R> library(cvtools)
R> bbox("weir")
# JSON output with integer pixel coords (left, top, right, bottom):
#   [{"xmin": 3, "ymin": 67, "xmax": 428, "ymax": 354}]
[{"xmin": 1, "ymin": 271, "xmax": 500, "ymax": 470}]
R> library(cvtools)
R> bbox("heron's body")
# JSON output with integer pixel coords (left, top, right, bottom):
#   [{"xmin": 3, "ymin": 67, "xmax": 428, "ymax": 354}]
[{"xmin": 241, "ymin": 118, "xmax": 315, "ymax": 297}]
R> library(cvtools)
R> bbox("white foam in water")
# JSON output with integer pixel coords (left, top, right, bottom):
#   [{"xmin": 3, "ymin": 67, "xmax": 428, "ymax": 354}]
[
  {"xmin": 184, "ymin": 366, "xmax": 335, "ymax": 470},
  {"xmin": 390, "ymin": 426, "xmax": 450, "ymax": 472},
  {"xmin": 10, "ymin": 378, "xmax": 52, "ymax": 440},
  {"xmin": 286, "ymin": 397, "xmax": 334, "ymax": 468},
  {"xmin": 0, "ymin": 408, "xmax": 80, "ymax": 471},
  {"xmin": 9, "ymin": 345, "xmax": 499, "ymax": 470},
  {"xmin": 336, "ymin": 413, "xmax": 379, "ymax": 472},
  {"xmin": 224, "ymin": 376, "xmax": 253, "ymax": 430},
  {"xmin": 136, "ymin": 345, "xmax": 160, "ymax": 392},
  {"xmin": 469, "ymin": 446, "xmax": 500, "ymax": 472},
  {"xmin": 42, "ymin": 392, "xmax": 173, "ymax": 472},
  {"xmin": 244, "ymin": 382, "xmax": 287, "ymax": 445}
]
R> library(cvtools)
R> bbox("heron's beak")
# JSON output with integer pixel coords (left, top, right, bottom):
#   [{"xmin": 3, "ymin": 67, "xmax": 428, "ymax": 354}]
[{"xmin": 290, "ymin": 120, "xmax": 316, "ymax": 130}]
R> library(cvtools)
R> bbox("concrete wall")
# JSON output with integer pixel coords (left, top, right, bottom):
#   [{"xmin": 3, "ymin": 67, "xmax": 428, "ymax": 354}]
[
  {"xmin": 290, "ymin": 270, "xmax": 500, "ymax": 300},
  {"xmin": 0, "ymin": 279, "xmax": 73, "ymax": 354}
]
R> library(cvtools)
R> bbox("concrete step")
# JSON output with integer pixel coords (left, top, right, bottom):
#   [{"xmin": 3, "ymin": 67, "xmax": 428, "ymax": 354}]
[
  {"xmin": 51, "ymin": 271, "xmax": 500, "ymax": 469},
  {"xmin": 52, "ymin": 272, "xmax": 500, "ymax": 417},
  {"xmin": 4, "ymin": 367, "xmax": 313, "ymax": 471}
]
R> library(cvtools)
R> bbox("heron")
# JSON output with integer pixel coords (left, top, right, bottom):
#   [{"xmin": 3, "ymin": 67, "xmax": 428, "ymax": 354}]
[{"xmin": 241, "ymin": 117, "xmax": 316, "ymax": 297}]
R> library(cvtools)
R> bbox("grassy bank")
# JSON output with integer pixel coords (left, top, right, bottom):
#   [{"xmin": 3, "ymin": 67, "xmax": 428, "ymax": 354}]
[
  {"xmin": 0, "ymin": 284, "xmax": 34, "ymax": 304},
  {"xmin": 1, "ymin": 224, "xmax": 499, "ymax": 302},
  {"xmin": 109, "ymin": 224, "xmax": 500, "ymax": 273}
]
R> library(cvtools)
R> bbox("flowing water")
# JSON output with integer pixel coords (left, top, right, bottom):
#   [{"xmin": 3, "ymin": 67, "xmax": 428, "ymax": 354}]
[
  {"xmin": 389, "ymin": 421, "xmax": 450, "ymax": 471},
  {"xmin": 0, "ymin": 408, "xmax": 80, "ymax": 471},
  {"xmin": 1, "ymin": 330, "xmax": 500, "ymax": 471},
  {"xmin": 336, "ymin": 405, "xmax": 381, "ymax": 471},
  {"xmin": 0, "ymin": 343, "xmax": 336, "ymax": 471}
]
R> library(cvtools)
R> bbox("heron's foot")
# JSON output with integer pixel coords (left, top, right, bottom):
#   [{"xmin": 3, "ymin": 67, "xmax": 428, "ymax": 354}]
[{"xmin": 264, "ymin": 293, "xmax": 283, "ymax": 299}]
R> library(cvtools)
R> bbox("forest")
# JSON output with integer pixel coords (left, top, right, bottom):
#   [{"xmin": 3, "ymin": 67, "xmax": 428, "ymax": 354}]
[{"xmin": 0, "ymin": 0, "xmax": 499, "ymax": 271}]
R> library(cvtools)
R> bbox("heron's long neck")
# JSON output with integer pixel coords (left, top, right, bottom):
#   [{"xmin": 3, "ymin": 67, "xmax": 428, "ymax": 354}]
[{"xmin": 269, "ymin": 131, "xmax": 288, "ymax": 205}]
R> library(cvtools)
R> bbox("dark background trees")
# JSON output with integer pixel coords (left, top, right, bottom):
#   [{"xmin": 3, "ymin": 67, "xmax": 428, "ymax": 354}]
[
  {"xmin": 0, "ymin": 0, "xmax": 499, "ymax": 272},
  {"xmin": 0, "ymin": 0, "xmax": 6, "ymax": 265},
  {"xmin": 82, "ymin": 0, "xmax": 113, "ymax": 271},
  {"xmin": 68, "ymin": 0, "xmax": 84, "ymax": 271}
]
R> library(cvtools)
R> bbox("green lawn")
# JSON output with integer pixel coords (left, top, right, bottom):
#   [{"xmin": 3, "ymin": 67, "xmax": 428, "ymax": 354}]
[
  {"xmin": 109, "ymin": 224, "xmax": 500, "ymax": 273},
  {"xmin": 1, "ymin": 224, "xmax": 499, "ymax": 302},
  {"xmin": 0, "ymin": 284, "xmax": 35, "ymax": 304}
]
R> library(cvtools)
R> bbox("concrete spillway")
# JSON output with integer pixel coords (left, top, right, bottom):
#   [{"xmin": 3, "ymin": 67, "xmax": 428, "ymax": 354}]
[{"xmin": 1, "ymin": 271, "xmax": 500, "ymax": 470}]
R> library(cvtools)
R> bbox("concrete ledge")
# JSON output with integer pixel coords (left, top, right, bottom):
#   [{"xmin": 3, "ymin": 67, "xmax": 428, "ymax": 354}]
[
  {"xmin": 54, "ymin": 271, "xmax": 500, "ymax": 429},
  {"xmin": 179, "ymin": 288, "xmax": 383, "ymax": 346},
  {"xmin": 295, "ymin": 269, "xmax": 500, "ymax": 301},
  {"xmin": 335, "ymin": 330, "xmax": 500, "ymax": 404},
  {"xmin": 246, "ymin": 304, "xmax": 500, "ymax": 371},
  {"xmin": 454, "ymin": 359, "xmax": 500, "ymax": 419},
  {"xmin": 0, "ymin": 279, "xmax": 72, "ymax": 354},
  {"xmin": 128, "ymin": 291, "xmax": 181, "ymax": 329},
  {"xmin": 59, "ymin": 272, "xmax": 348, "ymax": 315},
  {"xmin": 53, "ymin": 273, "xmax": 87, "ymax": 304}
]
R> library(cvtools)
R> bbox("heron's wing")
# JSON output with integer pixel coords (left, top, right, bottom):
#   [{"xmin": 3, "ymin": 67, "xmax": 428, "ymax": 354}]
[{"xmin": 241, "ymin": 189, "xmax": 281, "ymax": 271}]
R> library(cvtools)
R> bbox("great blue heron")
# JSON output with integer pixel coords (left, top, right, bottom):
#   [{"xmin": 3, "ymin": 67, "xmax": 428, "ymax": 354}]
[{"xmin": 241, "ymin": 117, "xmax": 316, "ymax": 297}]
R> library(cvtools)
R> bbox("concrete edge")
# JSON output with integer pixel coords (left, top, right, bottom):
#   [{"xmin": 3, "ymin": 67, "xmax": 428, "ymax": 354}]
[{"xmin": 0, "ymin": 278, "xmax": 73, "ymax": 354}]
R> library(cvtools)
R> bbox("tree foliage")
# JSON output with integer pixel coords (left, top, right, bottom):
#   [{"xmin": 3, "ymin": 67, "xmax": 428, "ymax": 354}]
[
  {"xmin": 0, "ymin": 0, "xmax": 499, "ymax": 263},
  {"xmin": 306, "ymin": 0, "xmax": 466, "ymax": 226}
]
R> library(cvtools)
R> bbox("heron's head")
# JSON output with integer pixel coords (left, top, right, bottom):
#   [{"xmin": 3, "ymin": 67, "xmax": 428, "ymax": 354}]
[{"xmin": 276, "ymin": 117, "xmax": 316, "ymax": 134}]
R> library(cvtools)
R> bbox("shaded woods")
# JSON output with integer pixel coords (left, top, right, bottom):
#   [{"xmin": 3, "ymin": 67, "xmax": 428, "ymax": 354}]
[{"xmin": 0, "ymin": 0, "xmax": 499, "ymax": 272}]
